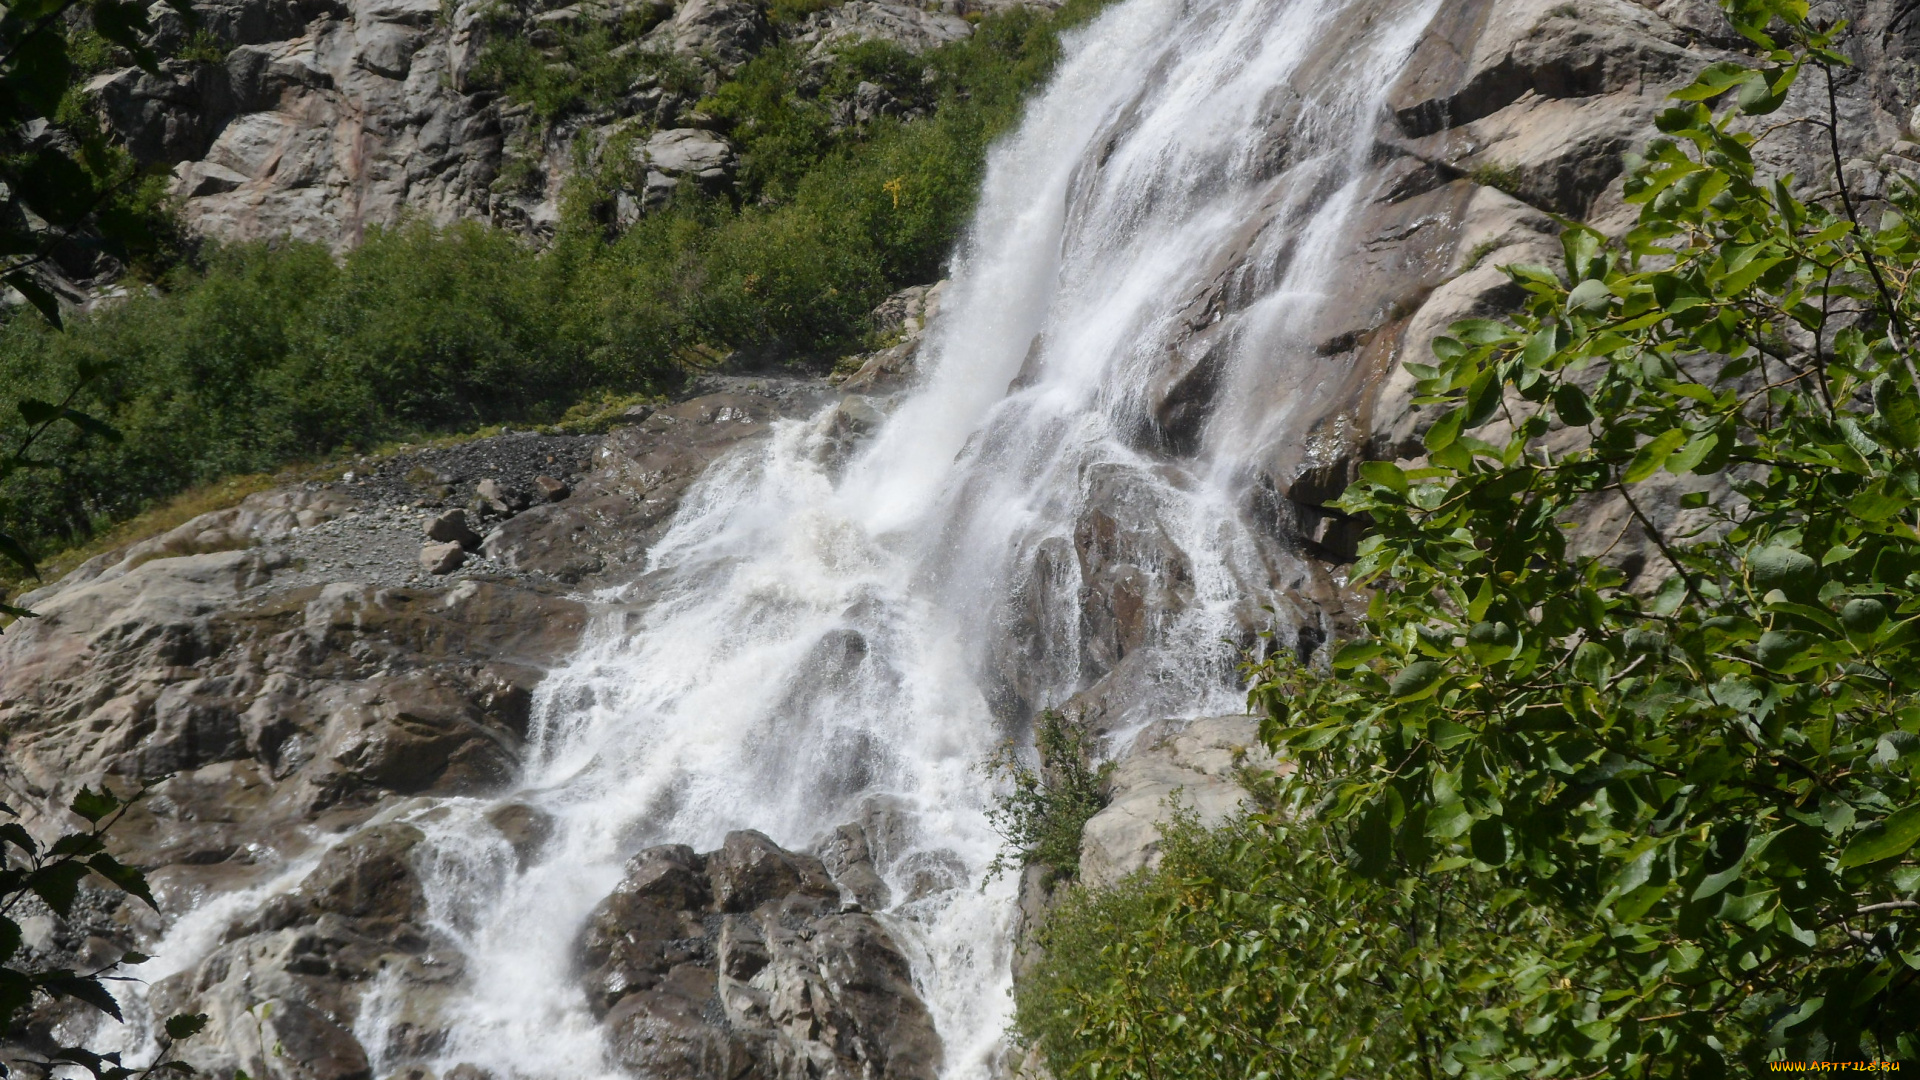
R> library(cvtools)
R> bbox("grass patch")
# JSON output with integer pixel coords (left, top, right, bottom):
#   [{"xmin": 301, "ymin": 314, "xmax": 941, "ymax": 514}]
[
  {"xmin": 0, "ymin": 471, "xmax": 276, "ymax": 607},
  {"xmin": 1468, "ymin": 160, "xmax": 1525, "ymax": 199}
]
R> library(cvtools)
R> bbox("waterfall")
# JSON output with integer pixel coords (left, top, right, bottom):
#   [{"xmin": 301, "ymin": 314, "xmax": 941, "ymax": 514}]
[{"xmin": 120, "ymin": 0, "xmax": 1446, "ymax": 1074}]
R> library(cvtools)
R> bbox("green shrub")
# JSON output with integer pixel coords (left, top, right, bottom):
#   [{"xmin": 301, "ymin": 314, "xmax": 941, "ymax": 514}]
[
  {"xmin": 1016, "ymin": 809, "xmax": 1489, "ymax": 1078},
  {"xmin": 469, "ymin": 6, "xmax": 689, "ymax": 122},
  {"xmin": 985, "ymin": 710, "xmax": 1113, "ymax": 882}
]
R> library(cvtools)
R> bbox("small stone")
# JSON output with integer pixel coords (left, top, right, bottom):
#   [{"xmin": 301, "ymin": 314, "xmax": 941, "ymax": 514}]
[
  {"xmin": 533, "ymin": 475, "xmax": 570, "ymax": 502},
  {"xmin": 421, "ymin": 541, "xmax": 467, "ymax": 574},
  {"xmin": 425, "ymin": 508, "xmax": 482, "ymax": 549},
  {"xmin": 476, "ymin": 478, "xmax": 527, "ymax": 514}
]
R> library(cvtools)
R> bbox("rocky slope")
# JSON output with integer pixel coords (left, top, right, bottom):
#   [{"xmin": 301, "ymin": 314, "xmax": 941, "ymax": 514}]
[{"xmin": 88, "ymin": 0, "xmax": 1046, "ymax": 248}]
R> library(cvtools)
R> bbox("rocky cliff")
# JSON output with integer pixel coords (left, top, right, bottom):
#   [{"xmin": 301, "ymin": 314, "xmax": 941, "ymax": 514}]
[
  {"xmin": 11, "ymin": 1, "xmax": 1920, "ymax": 1077},
  {"xmin": 88, "ymin": 0, "xmax": 1043, "ymax": 247}
]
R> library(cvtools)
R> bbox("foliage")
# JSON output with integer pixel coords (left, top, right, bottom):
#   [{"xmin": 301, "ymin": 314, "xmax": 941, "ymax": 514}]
[
  {"xmin": 0, "ymin": 220, "xmax": 660, "ymax": 561},
  {"xmin": 0, "ymin": 787, "xmax": 206, "ymax": 1078},
  {"xmin": 468, "ymin": 5, "xmax": 695, "ymax": 122},
  {"xmin": 1016, "ymin": 809, "xmax": 1473, "ymax": 1078},
  {"xmin": 0, "ymin": 0, "xmax": 200, "ymax": 588},
  {"xmin": 985, "ymin": 710, "xmax": 1112, "ymax": 883},
  {"xmin": 703, "ymin": 5, "xmax": 1078, "ymax": 207},
  {"xmin": 1020, "ymin": 2, "xmax": 1920, "ymax": 1075}
]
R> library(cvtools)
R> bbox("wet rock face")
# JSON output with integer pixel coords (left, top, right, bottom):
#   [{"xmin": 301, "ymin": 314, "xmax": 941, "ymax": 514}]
[
  {"xmin": 579, "ymin": 830, "xmax": 941, "ymax": 1080},
  {"xmin": 145, "ymin": 822, "xmax": 444, "ymax": 1080},
  {"xmin": 0, "ymin": 384, "xmax": 851, "ymax": 1077}
]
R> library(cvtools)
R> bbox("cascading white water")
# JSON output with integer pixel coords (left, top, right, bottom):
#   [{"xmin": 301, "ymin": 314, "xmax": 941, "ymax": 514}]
[{"xmin": 118, "ymin": 0, "xmax": 1446, "ymax": 1074}]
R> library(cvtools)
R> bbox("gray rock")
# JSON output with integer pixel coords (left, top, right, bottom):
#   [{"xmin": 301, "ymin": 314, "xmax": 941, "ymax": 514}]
[
  {"xmin": 815, "ymin": 822, "xmax": 890, "ymax": 910},
  {"xmin": 706, "ymin": 829, "xmax": 838, "ymax": 913},
  {"xmin": 474, "ymin": 478, "xmax": 526, "ymax": 515},
  {"xmin": 1077, "ymin": 716, "xmax": 1279, "ymax": 890},
  {"xmin": 835, "ymin": 280, "xmax": 945, "ymax": 393},
  {"xmin": 424, "ymin": 508, "xmax": 481, "ymax": 548},
  {"xmin": 577, "ymin": 831, "xmax": 942, "ymax": 1080},
  {"xmin": 485, "ymin": 802, "xmax": 554, "ymax": 863},
  {"xmin": 646, "ymin": 0, "xmax": 770, "ymax": 71},
  {"xmin": 629, "ymin": 126, "xmax": 737, "ymax": 209},
  {"xmin": 793, "ymin": 0, "xmax": 972, "ymax": 56},
  {"xmin": 420, "ymin": 539, "xmax": 467, "ymax": 574}
]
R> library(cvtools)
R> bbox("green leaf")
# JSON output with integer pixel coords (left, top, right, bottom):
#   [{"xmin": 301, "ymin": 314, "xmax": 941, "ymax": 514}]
[
  {"xmin": 69, "ymin": 788, "xmax": 119, "ymax": 823},
  {"xmin": 4, "ymin": 29, "xmax": 74, "ymax": 117},
  {"xmin": 38, "ymin": 972, "xmax": 123, "ymax": 1020},
  {"xmin": 1848, "ymin": 489, "xmax": 1906, "ymax": 521},
  {"xmin": 1666, "ymin": 429, "xmax": 1719, "ymax": 474},
  {"xmin": 91, "ymin": 0, "xmax": 161, "ymax": 72},
  {"xmin": 89, "ymin": 854, "xmax": 157, "ymax": 909},
  {"xmin": 1693, "ymin": 829, "xmax": 1772, "ymax": 901},
  {"xmin": 1838, "ymin": 805, "xmax": 1920, "ymax": 868},
  {"xmin": 1331, "ymin": 641, "xmax": 1387, "ymax": 669},
  {"xmin": 1552, "ymin": 382, "xmax": 1593, "ymax": 426},
  {"xmin": 62, "ymin": 408, "xmax": 122, "ymax": 445},
  {"xmin": 1736, "ymin": 69, "xmax": 1791, "ymax": 115},
  {"xmin": 4, "ymin": 273, "xmax": 63, "ymax": 329},
  {"xmin": 1386, "ymin": 661, "xmax": 1445, "ymax": 701},
  {"xmin": 1567, "ymin": 279, "xmax": 1612, "ymax": 315},
  {"xmin": 1424, "ymin": 408, "xmax": 1464, "ymax": 454},
  {"xmin": 1350, "ymin": 801, "xmax": 1394, "ymax": 879},
  {"xmin": 1671, "ymin": 60, "xmax": 1758, "ymax": 101},
  {"xmin": 16, "ymin": 398, "xmax": 60, "ymax": 426},
  {"xmin": 164, "ymin": 1012, "xmax": 210, "ymax": 1041},
  {"xmin": 1875, "ymin": 379, "xmax": 1920, "ymax": 448},
  {"xmin": 25, "ymin": 862, "xmax": 91, "ymax": 917},
  {"xmin": 0, "ymin": 822, "xmax": 37, "ymax": 855},
  {"xmin": 1470, "ymin": 817, "xmax": 1508, "ymax": 866},
  {"xmin": 1623, "ymin": 428, "xmax": 1687, "ymax": 483},
  {"xmin": 1357, "ymin": 461, "xmax": 1407, "ymax": 494},
  {"xmin": 12, "ymin": 149, "xmax": 96, "ymax": 229}
]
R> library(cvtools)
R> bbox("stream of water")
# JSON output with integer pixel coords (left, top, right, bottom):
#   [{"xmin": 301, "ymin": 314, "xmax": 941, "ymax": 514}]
[{"xmin": 123, "ymin": 0, "xmax": 1445, "ymax": 1074}]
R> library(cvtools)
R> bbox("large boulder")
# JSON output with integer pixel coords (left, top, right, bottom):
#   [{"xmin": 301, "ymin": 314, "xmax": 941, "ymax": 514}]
[
  {"xmin": 579, "ymin": 830, "xmax": 942, "ymax": 1080},
  {"xmin": 1077, "ymin": 716, "xmax": 1282, "ymax": 890}
]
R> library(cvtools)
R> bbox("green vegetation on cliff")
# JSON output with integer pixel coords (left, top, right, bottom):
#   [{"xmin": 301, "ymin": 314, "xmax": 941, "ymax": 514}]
[
  {"xmin": 0, "ymin": 0, "xmax": 1101, "ymax": 574},
  {"xmin": 1017, "ymin": 3, "xmax": 1920, "ymax": 1074}
]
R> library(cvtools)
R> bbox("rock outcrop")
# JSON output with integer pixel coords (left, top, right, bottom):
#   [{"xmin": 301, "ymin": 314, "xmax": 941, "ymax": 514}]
[
  {"xmin": 84, "ymin": 0, "xmax": 1052, "ymax": 248},
  {"xmin": 578, "ymin": 831, "xmax": 941, "ymax": 1080},
  {"xmin": 1076, "ymin": 715, "xmax": 1281, "ymax": 891}
]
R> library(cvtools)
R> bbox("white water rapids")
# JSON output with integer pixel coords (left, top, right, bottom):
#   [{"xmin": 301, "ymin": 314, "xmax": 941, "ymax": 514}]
[{"xmin": 119, "ymin": 0, "xmax": 1446, "ymax": 1074}]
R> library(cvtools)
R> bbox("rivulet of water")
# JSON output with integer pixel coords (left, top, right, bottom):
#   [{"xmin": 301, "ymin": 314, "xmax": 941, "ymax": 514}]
[{"xmin": 115, "ymin": 0, "xmax": 1445, "ymax": 1074}]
